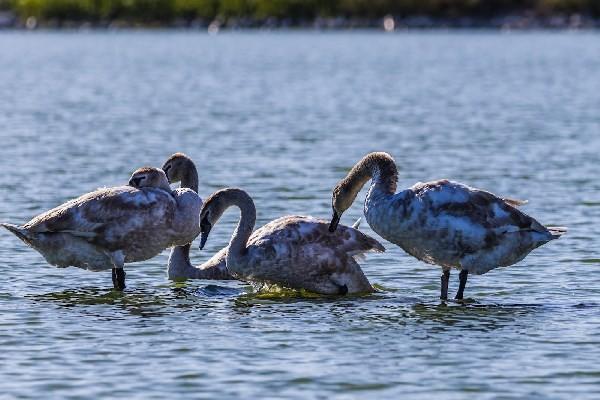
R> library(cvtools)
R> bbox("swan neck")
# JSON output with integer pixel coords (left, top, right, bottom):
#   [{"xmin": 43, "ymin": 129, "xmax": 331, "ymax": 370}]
[
  {"xmin": 343, "ymin": 152, "xmax": 398, "ymax": 206},
  {"xmin": 168, "ymin": 244, "xmax": 192, "ymax": 278},
  {"xmin": 181, "ymin": 161, "xmax": 199, "ymax": 193},
  {"xmin": 169, "ymin": 244, "xmax": 226, "ymax": 279},
  {"xmin": 227, "ymin": 192, "xmax": 256, "ymax": 263},
  {"xmin": 347, "ymin": 152, "xmax": 398, "ymax": 196}
]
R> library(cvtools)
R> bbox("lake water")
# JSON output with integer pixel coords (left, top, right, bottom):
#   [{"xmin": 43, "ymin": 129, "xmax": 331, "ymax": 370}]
[{"xmin": 0, "ymin": 31, "xmax": 599, "ymax": 399}]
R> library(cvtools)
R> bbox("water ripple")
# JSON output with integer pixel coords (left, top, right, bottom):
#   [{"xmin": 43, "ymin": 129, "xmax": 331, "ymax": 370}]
[{"xmin": 0, "ymin": 31, "xmax": 598, "ymax": 399}]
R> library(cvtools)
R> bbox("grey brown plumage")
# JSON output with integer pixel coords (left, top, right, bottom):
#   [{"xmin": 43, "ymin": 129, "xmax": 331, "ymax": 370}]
[
  {"xmin": 200, "ymin": 188, "xmax": 384, "ymax": 295},
  {"xmin": 331, "ymin": 152, "xmax": 566, "ymax": 299},
  {"xmin": 2, "ymin": 175, "xmax": 201, "ymax": 279}
]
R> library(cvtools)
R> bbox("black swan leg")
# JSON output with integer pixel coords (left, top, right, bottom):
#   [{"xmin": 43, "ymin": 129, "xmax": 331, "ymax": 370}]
[
  {"xmin": 455, "ymin": 270, "xmax": 468, "ymax": 300},
  {"xmin": 112, "ymin": 268, "xmax": 126, "ymax": 290},
  {"xmin": 440, "ymin": 270, "xmax": 450, "ymax": 300}
]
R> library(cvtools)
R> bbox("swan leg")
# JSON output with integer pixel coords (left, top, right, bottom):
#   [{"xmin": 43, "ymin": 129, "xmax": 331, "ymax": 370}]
[
  {"xmin": 109, "ymin": 251, "xmax": 126, "ymax": 290},
  {"xmin": 440, "ymin": 269, "xmax": 450, "ymax": 300},
  {"xmin": 112, "ymin": 268, "xmax": 126, "ymax": 290},
  {"xmin": 455, "ymin": 270, "xmax": 469, "ymax": 300}
]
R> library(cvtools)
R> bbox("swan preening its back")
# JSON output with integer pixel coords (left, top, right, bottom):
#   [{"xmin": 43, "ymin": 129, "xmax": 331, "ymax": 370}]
[
  {"xmin": 1, "ymin": 166, "xmax": 202, "ymax": 289},
  {"xmin": 330, "ymin": 152, "xmax": 566, "ymax": 300},
  {"xmin": 198, "ymin": 188, "xmax": 384, "ymax": 295}
]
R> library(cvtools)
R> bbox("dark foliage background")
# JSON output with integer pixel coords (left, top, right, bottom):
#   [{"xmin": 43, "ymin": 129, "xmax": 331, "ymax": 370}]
[{"xmin": 1, "ymin": 0, "xmax": 599, "ymax": 25}]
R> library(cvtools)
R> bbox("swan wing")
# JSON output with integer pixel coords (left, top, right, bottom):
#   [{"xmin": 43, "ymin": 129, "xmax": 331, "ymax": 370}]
[
  {"xmin": 248, "ymin": 216, "xmax": 384, "ymax": 268},
  {"xmin": 269, "ymin": 215, "xmax": 381, "ymax": 247},
  {"xmin": 240, "ymin": 216, "xmax": 382, "ymax": 294},
  {"xmin": 412, "ymin": 180, "xmax": 551, "ymax": 239},
  {"xmin": 23, "ymin": 186, "xmax": 177, "ymax": 241}
]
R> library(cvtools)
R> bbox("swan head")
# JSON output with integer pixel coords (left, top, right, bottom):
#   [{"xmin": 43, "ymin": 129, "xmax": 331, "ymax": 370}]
[
  {"xmin": 329, "ymin": 182, "xmax": 360, "ymax": 232},
  {"xmin": 329, "ymin": 152, "xmax": 397, "ymax": 232},
  {"xmin": 128, "ymin": 167, "xmax": 171, "ymax": 192},
  {"xmin": 162, "ymin": 152, "xmax": 193, "ymax": 184},
  {"xmin": 198, "ymin": 189, "xmax": 229, "ymax": 250}
]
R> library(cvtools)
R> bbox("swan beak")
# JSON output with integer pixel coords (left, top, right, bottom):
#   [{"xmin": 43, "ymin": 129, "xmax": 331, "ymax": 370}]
[
  {"xmin": 199, "ymin": 231, "xmax": 209, "ymax": 250},
  {"xmin": 329, "ymin": 210, "xmax": 341, "ymax": 232},
  {"xmin": 199, "ymin": 218, "xmax": 212, "ymax": 250}
]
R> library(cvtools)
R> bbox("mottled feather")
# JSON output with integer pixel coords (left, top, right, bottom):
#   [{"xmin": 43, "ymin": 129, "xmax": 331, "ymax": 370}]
[
  {"xmin": 365, "ymin": 178, "xmax": 564, "ymax": 274},
  {"xmin": 231, "ymin": 216, "xmax": 384, "ymax": 294},
  {"xmin": 3, "ymin": 185, "xmax": 201, "ymax": 270}
]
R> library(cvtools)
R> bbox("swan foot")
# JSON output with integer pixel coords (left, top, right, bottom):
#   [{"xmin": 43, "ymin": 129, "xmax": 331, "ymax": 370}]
[
  {"xmin": 454, "ymin": 270, "xmax": 469, "ymax": 300},
  {"xmin": 112, "ymin": 268, "xmax": 126, "ymax": 290},
  {"xmin": 440, "ymin": 269, "xmax": 450, "ymax": 300}
]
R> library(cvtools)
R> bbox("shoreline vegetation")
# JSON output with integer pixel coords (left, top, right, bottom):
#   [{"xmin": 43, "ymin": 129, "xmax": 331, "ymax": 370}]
[{"xmin": 0, "ymin": 1, "xmax": 599, "ymax": 31}]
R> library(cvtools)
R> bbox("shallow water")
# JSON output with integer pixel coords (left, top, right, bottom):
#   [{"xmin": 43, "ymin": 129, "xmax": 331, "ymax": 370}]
[{"xmin": 0, "ymin": 31, "xmax": 599, "ymax": 399}]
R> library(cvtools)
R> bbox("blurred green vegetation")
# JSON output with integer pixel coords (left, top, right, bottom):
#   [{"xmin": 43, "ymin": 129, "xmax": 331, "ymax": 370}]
[{"xmin": 3, "ymin": 0, "xmax": 600, "ymax": 23}]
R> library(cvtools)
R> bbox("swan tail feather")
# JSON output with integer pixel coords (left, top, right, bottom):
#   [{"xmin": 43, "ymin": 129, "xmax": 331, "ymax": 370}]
[
  {"xmin": 350, "ymin": 243, "xmax": 385, "ymax": 262},
  {"xmin": 547, "ymin": 226, "xmax": 567, "ymax": 239},
  {"xmin": 1, "ymin": 223, "xmax": 31, "ymax": 242}
]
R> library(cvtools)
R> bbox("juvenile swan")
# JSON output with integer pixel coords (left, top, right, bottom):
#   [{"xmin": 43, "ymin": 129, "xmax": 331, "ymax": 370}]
[
  {"xmin": 329, "ymin": 152, "xmax": 566, "ymax": 300},
  {"xmin": 198, "ymin": 188, "xmax": 384, "ymax": 295},
  {"xmin": 161, "ymin": 153, "xmax": 232, "ymax": 280},
  {"xmin": 1, "ymin": 167, "xmax": 201, "ymax": 290}
]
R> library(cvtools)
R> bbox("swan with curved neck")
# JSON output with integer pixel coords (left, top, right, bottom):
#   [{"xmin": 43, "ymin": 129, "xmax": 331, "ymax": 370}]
[
  {"xmin": 199, "ymin": 188, "xmax": 384, "ymax": 295},
  {"xmin": 1, "ymin": 166, "xmax": 201, "ymax": 290},
  {"xmin": 330, "ymin": 152, "xmax": 566, "ymax": 300},
  {"xmin": 161, "ymin": 153, "xmax": 232, "ymax": 280}
]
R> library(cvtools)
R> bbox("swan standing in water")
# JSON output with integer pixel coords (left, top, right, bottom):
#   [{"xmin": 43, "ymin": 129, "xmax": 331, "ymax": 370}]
[
  {"xmin": 1, "ymin": 167, "xmax": 201, "ymax": 290},
  {"xmin": 329, "ymin": 152, "xmax": 566, "ymax": 300},
  {"xmin": 198, "ymin": 188, "xmax": 385, "ymax": 295}
]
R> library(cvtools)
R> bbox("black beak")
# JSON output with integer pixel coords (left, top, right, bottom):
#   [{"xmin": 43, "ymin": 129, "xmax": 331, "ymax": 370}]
[
  {"xmin": 329, "ymin": 210, "xmax": 341, "ymax": 232},
  {"xmin": 199, "ymin": 218, "xmax": 212, "ymax": 250}
]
